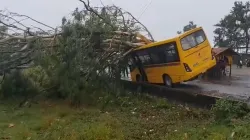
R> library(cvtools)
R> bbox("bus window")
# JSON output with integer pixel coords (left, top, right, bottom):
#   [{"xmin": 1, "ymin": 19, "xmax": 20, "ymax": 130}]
[
  {"xmin": 136, "ymin": 50, "xmax": 151, "ymax": 65},
  {"xmin": 181, "ymin": 35, "xmax": 196, "ymax": 50},
  {"xmin": 195, "ymin": 30, "xmax": 206, "ymax": 44},
  {"xmin": 163, "ymin": 43, "xmax": 180, "ymax": 63},
  {"xmin": 148, "ymin": 47, "xmax": 165, "ymax": 64},
  {"xmin": 150, "ymin": 52, "xmax": 162, "ymax": 64},
  {"xmin": 181, "ymin": 29, "xmax": 206, "ymax": 50},
  {"xmin": 144, "ymin": 54, "xmax": 151, "ymax": 64},
  {"xmin": 138, "ymin": 55, "xmax": 146, "ymax": 64},
  {"xmin": 128, "ymin": 57, "xmax": 135, "ymax": 71}
]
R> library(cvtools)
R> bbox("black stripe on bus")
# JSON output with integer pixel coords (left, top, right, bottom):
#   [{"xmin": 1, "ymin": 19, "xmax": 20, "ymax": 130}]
[
  {"xmin": 144, "ymin": 62, "xmax": 181, "ymax": 68},
  {"xmin": 130, "ymin": 62, "xmax": 181, "ymax": 72}
]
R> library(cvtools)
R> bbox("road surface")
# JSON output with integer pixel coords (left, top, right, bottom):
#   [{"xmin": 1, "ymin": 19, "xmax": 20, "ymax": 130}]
[{"xmin": 186, "ymin": 65, "xmax": 250, "ymax": 102}]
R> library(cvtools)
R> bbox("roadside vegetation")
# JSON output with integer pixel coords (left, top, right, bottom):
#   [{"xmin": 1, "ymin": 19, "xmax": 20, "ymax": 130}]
[{"xmin": 0, "ymin": 68, "xmax": 250, "ymax": 140}]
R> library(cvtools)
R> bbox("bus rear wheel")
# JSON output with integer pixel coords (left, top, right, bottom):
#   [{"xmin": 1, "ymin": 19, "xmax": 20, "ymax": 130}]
[{"xmin": 163, "ymin": 75, "xmax": 172, "ymax": 88}]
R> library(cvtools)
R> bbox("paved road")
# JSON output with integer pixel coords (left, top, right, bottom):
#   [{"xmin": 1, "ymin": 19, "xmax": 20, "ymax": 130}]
[{"xmin": 186, "ymin": 65, "xmax": 250, "ymax": 101}]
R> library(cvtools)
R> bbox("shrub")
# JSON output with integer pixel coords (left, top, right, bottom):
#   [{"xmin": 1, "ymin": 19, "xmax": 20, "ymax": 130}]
[
  {"xmin": 212, "ymin": 99, "xmax": 250, "ymax": 123},
  {"xmin": 22, "ymin": 66, "xmax": 51, "ymax": 92},
  {"xmin": 1, "ymin": 70, "xmax": 39, "ymax": 98}
]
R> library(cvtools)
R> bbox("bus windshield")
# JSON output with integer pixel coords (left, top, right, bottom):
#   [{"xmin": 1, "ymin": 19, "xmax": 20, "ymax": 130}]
[{"xmin": 180, "ymin": 29, "xmax": 206, "ymax": 51}]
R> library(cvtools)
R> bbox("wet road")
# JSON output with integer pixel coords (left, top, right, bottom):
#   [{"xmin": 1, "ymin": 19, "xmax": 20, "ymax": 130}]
[{"xmin": 185, "ymin": 65, "xmax": 250, "ymax": 102}]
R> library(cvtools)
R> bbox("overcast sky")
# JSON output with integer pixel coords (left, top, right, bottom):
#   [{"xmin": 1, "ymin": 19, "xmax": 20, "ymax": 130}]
[{"xmin": 0, "ymin": 0, "xmax": 248, "ymax": 45}]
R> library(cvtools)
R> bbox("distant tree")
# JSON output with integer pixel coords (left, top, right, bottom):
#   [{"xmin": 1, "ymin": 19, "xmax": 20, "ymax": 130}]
[
  {"xmin": 177, "ymin": 21, "xmax": 197, "ymax": 34},
  {"xmin": 183, "ymin": 21, "xmax": 197, "ymax": 32},
  {"xmin": 0, "ymin": 26, "xmax": 8, "ymax": 39},
  {"xmin": 214, "ymin": 1, "xmax": 250, "ymax": 53},
  {"xmin": 177, "ymin": 31, "xmax": 182, "ymax": 34}
]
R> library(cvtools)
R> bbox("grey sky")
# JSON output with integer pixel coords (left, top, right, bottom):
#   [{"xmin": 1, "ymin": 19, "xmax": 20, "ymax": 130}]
[{"xmin": 0, "ymin": 0, "xmax": 248, "ymax": 45}]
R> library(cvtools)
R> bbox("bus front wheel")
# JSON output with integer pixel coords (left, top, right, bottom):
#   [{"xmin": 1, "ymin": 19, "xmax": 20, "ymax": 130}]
[{"xmin": 163, "ymin": 75, "xmax": 172, "ymax": 88}]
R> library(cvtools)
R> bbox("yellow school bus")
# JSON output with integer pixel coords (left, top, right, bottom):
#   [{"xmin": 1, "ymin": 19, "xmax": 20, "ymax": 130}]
[{"xmin": 128, "ymin": 27, "xmax": 216, "ymax": 87}]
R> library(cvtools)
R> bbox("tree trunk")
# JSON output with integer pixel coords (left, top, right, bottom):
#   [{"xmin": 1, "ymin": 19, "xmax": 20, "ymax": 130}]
[
  {"xmin": 246, "ymin": 41, "xmax": 249, "ymax": 54},
  {"xmin": 229, "ymin": 64, "xmax": 232, "ymax": 78},
  {"xmin": 245, "ymin": 28, "xmax": 249, "ymax": 54},
  {"xmin": 235, "ymin": 41, "xmax": 239, "ymax": 53}
]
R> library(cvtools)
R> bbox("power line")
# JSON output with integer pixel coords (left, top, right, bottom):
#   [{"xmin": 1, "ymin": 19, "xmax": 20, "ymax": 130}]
[{"xmin": 137, "ymin": 0, "xmax": 153, "ymax": 20}]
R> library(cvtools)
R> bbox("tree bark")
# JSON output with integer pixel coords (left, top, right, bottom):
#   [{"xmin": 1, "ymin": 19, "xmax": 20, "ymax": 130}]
[
  {"xmin": 245, "ymin": 28, "xmax": 249, "ymax": 54},
  {"xmin": 229, "ymin": 64, "xmax": 232, "ymax": 78}
]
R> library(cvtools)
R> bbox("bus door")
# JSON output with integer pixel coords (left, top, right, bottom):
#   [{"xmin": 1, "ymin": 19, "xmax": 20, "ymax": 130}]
[
  {"xmin": 134, "ymin": 50, "xmax": 156, "ymax": 82},
  {"xmin": 131, "ymin": 52, "xmax": 148, "ymax": 82}
]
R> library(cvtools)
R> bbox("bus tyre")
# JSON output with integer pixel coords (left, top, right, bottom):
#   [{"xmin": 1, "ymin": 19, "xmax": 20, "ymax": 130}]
[{"xmin": 163, "ymin": 75, "xmax": 172, "ymax": 88}]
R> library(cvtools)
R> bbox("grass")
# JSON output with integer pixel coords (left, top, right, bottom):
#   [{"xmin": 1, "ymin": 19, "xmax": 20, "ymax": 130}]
[{"xmin": 0, "ymin": 95, "xmax": 250, "ymax": 140}]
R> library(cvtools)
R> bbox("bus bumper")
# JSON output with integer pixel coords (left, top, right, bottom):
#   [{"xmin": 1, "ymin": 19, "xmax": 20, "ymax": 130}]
[{"xmin": 182, "ymin": 60, "xmax": 216, "ymax": 82}]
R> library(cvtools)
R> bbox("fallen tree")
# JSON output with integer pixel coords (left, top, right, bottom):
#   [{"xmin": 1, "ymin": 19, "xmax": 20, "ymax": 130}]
[
  {"xmin": 0, "ymin": 0, "xmax": 154, "ymax": 104},
  {"xmin": 0, "ymin": 1, "xmax": 154, "ymax": 74}
]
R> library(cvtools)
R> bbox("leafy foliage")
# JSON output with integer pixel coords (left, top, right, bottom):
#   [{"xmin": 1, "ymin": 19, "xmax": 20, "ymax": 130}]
[
  {"xmin": 0, "ymin": 70, "xmax": 38, "ymax": 98},
  {"xmin": 33, "ymin": 6, "xmax": 146, "ymax": 105},
  {"xmin": 177, "ymin": 21, "xmax": 197, "ymax": 34},
  {"xmin": 214, "ymin": 1, "xmax": 250, "ymax": 53},
  {"xmin": 212, "ymin": 99, "xmax": 250, "ymax": 123}
]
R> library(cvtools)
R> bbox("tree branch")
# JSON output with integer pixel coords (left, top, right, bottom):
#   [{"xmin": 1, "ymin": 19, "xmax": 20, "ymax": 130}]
[{"xmin": 79, "ymin": 0, "xmax": 116, "ymax": 29}]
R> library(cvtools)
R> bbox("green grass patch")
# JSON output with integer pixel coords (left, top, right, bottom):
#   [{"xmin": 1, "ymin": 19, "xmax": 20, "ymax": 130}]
[{"xmin": 0, "ymin": 96, "xmax": 250, "ymax": 140}]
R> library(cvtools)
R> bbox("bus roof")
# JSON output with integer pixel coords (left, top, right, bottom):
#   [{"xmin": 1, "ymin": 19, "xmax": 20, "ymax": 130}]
[
  {"xmin": 133, "ymin": 26, "xmax": 203, "ymax": 51},
  {"xmin": 178, "ymin": 26, "xmax": 203, "ymax": 39}
]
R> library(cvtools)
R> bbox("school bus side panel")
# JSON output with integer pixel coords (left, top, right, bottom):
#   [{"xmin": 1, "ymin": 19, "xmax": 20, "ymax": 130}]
[
  {"xmin": 143, "ymin": 67, "xmax": 159, "ymax": 83},
  {"xmin": 144, "ymin": 63, "xmax": 183, "ymax": 84},
  {"xmin": 146, "ymin": 39, "xmax": 186, "ymax": 84},
  {"xmin": 166, "ymin": 40, "xmax": 187, "ymax": 83},
  {"xmin": 130, "ymin": 64, "xmax": 185, "ymax": 84},
  {"xmin": 130, "ymin": 67, "xmax": 164, "ymax": 83},
  {"xmin": 164, "ymin": 63, "xmax": 184, "ymax": 83},
  {"xmin": 129, "ymin": 67, "xmax": 160, "ymax": 83},
  {"xmin": 130, "ymin": 38, "xmax": 187, "ymax": 84}
]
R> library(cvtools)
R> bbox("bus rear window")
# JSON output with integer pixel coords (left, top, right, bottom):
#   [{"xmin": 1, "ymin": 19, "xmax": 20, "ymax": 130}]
[{"xmin": 181, "ymin": 30, "xmax": 206, "ymax": 50}]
